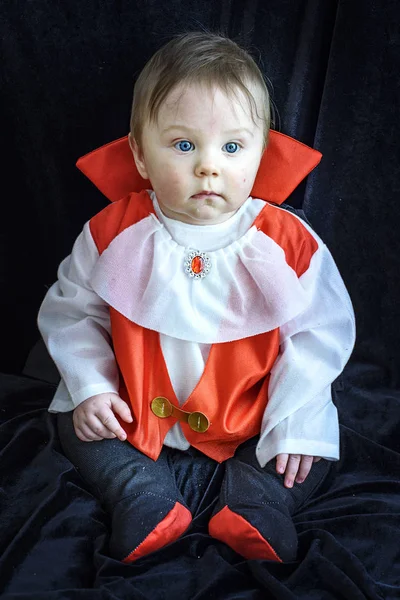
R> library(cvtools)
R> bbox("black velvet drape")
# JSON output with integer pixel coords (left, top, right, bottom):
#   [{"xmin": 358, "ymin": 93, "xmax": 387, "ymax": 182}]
[
  {"xmin": 1, "ymin": 1, "xmax": 399, "ymax": 598},
  {"xmin": 6, "ymin": 0, "xmax": 396, "ymax": 374}
]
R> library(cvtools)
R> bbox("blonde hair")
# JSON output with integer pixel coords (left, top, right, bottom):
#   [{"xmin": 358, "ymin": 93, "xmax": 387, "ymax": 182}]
[{"xmin": 130, "ymin": 32, "xmax": 271, "ymax": 147}]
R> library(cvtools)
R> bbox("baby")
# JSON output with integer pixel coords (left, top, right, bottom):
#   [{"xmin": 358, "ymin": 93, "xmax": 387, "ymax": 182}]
[{"xmin": 38, "ymin": 31, "xmax": 355, "ymax": 563}]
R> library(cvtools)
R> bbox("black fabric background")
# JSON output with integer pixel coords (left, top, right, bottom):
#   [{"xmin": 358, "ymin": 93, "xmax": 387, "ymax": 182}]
[{"xmin": 1, "ymin": 1, "xmax": 399, "ymax": 598}]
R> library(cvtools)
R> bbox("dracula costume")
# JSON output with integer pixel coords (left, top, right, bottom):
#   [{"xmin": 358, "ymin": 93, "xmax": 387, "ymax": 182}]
[{"xmin": 38, "ymin": 132, "xmax": 356, "ymax": 563}]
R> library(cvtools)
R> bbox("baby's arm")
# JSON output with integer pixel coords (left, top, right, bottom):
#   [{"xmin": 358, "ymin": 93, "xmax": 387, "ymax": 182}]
[
  {"xmin": 38, "ymin": 222, "xmax": 130, "ymax": 439},
  {"xmin": 257, "ymin": 233, "xmax": 356, "ymax": 483}
]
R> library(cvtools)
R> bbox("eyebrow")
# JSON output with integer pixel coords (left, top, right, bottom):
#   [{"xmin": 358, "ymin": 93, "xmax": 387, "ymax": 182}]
[{"xmin": 161, "ymin": 125, "xmax": 255, "ymax": 137}]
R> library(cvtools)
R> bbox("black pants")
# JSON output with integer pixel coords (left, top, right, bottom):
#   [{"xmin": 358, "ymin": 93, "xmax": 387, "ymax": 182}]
[{"xmin": 57, "ymin": 412, "xmax": 330, "ymax": 562}]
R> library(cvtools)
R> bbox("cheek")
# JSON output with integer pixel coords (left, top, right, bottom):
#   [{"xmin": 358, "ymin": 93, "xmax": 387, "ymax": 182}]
[
  {"xmin": 152, "ymin": 167, "xmax": 184, "ymax": 196},
  {"xmin": 165, "ymin": 169, "xmax": 184, "ymax": 191},
  {"xmin": 233, "ymin": 167, "xmax": 253, "ymax": 190},
  {"xmin": 240, "ymin": 159, "xmax": 261, "ymax": 190}
]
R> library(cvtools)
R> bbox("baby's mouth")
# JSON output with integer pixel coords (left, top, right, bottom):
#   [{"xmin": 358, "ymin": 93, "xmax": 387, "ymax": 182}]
[{"xmin": 191, "ymin": 191, "xmax": 222, "ymax": 200}]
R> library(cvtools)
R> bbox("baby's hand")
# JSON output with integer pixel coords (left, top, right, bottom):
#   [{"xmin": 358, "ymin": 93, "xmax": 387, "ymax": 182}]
[
  {"xmin": 276, "ymin": 454, "xmax": 322, "ymax": 488},
  {"xmin": 73, "ymin": 393, "xmax": 133, "ymax": 442}
]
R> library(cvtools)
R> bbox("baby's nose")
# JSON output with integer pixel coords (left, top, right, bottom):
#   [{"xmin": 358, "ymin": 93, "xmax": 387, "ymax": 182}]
[{"xmin": 194, "ymin": 153, "xmax": 220, "ymax": 177}]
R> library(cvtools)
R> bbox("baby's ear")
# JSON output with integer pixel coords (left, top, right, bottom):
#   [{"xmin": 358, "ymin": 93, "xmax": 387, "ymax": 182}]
[{"xmin": 129, "ymin": 133, "xmax": 149, "ymax": 180}]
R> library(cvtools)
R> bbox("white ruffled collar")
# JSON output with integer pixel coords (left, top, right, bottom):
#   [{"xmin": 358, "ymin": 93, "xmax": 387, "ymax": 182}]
[{"xmin": 90, "ymin": 195, "xmax": 314, "ymax": 343}]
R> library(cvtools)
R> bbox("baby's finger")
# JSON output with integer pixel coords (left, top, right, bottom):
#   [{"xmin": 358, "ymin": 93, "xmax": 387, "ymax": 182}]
[
  {"xmin": 284, "ymin": 454, "xmax": 301, "ymax": 488},
  {"xmin": 110, "ymin": 397, "xmax": 133, "ymax": 423},
  {"xmin": 276, "ymin": 453, "xmax": 289, "ymax": 475},
  {"xmin": 86, "ymin": 415, "xmax": 117, "ymax": 439},
  {"xmin": 295, "ymin": 455, "xmax": 314, "ymax": 484},
  {"xmin": 74, "ymin": 423, "xmax": 104, "ymax": 442},
  {"xmin": 97, "ymin": 409, "xmax": 128, "ymax": 441}
]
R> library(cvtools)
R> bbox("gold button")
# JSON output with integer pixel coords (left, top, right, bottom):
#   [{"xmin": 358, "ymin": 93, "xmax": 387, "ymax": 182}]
[
  {"xmin": 188, "ymin": 411, "xmax": 210, "ymax": 433},
  {"xmin": 151, "ymin": 396, "xmax": 173, "ymax": 418},
  {"xmin": 151, "ymin": 397, "xmax": 210, "ymax": 433}
]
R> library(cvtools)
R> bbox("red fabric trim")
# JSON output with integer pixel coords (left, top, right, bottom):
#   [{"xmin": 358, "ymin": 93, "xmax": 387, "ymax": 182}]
[
  {"xmin": 76, "ymin": 131, "xmax": 322, "ymax": 205},
  {"xmin": 111, "ymin": 318, "xmax": 182, "ymax": 462},
  {"xmin": 89, "ymin": 190, "xmax": 155, "ymax": 254},
  {"xmin": 122, "ymin": 502, "xmax": 192, "ymax": 563},
  {"xmin": 254, "ymin": 202, "xmax": 319, "ymax": 277},
  {"xmin": 208, "ymin": 505, "xmax": 282, "ymax": 562}
]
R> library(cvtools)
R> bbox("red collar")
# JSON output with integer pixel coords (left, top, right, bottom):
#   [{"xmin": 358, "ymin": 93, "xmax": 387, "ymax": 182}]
[{"xmin": 76, "ymin": 130, "xmax": 322, "ymax": 206}]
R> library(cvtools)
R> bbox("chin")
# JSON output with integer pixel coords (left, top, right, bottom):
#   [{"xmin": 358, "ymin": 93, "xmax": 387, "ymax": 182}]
[{"xmin": 189, "ymin": 210, "xmax": 232, "ymax": 225}]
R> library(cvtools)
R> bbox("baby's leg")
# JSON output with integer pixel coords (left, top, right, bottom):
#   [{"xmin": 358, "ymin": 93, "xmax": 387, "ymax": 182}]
[
  {"xmin": 208, "ymin": 439, "xmax": 330, "ymax": 562},
  {"xmin": 57, "ymin": 412, "xmax": 191, "ymax": 562}
]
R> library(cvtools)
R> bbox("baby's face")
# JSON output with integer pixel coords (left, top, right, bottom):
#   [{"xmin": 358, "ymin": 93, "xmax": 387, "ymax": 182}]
[{"xmin": 131, "ymin": 83, "xmax": 265, "ymax": 225}]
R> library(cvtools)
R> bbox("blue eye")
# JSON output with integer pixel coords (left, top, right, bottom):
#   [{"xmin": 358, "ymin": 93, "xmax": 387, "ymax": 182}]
[
  {"xmin": 175, "ymin": 140, "xmax": 194, "ymax": 152},
  {"xmin": 223, "ymin": 142, "xmax": 240, "ymax": 154}
]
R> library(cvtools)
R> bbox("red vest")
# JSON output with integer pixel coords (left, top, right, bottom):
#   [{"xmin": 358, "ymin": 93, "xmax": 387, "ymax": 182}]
[{"xmin": 89, "ymin": 190, "xmax": 318, "ymax": 462}]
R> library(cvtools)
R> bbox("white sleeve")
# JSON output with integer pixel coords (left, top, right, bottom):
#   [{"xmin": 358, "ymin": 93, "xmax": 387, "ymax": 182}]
[
  {"xmin": 256, "ymin": 238, "xmax": 356, "ymax": 467},
  {"xmin": 37, "ymin": 221, "xmax": 119, "ymax": 406}
]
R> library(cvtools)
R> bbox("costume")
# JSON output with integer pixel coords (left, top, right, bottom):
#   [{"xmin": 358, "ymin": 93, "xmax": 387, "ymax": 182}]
[{"xmin": 38, "ymin": 131, "xmax": 356, "ymax": 562}]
